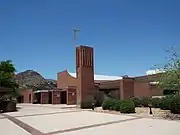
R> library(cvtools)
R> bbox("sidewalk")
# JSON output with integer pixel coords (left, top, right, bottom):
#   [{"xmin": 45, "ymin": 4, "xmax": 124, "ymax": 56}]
[{"xmin": 0, "ymin": 104, "xmax": 180, "ymax": 135}]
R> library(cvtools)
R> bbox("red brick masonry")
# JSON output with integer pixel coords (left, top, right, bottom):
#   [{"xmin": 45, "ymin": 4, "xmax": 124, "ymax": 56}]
[{"xmin": 52, "ymin": 91, "xmax": 60, "ymax": 104}]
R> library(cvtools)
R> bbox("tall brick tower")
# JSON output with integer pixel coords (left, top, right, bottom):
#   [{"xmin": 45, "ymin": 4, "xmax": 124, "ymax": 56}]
[{"xmin": 76, "ymin": 45, "xmax": 95, "ymax": 106}]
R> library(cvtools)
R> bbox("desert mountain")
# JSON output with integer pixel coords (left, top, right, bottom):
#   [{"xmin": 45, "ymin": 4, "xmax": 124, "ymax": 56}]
[{"xmin": 15, "ymin": 70, "xmax": 57, "ymax": 90}]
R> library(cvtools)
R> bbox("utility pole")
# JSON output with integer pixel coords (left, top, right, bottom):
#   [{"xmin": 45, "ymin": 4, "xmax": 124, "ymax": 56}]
[{"xmin": 72, "ymin": 28, "xmax": 80, "ymax": 46}]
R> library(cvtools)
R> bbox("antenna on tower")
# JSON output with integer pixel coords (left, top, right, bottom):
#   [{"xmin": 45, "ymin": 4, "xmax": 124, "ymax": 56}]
[{"xmin": 72, "ymin": 28, "xmax": 80, "ymax": 46}]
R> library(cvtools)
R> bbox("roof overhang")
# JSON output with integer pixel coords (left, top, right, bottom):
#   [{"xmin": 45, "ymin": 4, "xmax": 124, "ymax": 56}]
[
  {"xmin": 149, "ymin": 81, "xmax": 159, "ymax": 85},
  {"xmin": 33, "ymin": 89, "xmax": 63, "ymax": 93}
]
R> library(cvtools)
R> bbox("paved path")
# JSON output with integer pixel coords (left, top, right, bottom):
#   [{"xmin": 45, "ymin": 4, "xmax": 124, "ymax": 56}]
[{"xmin": 0, "ymin": 104, "xmax": 180, "ymax": 135}]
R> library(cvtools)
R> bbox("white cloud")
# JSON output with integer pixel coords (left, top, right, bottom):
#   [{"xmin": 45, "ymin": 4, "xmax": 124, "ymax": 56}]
[
  {"xmin": 69, "ymin": 72, "xmax": 122, "ymax": 80},
  {"xmin": 146, "ymin": 69, "xmax": 165, "ymax": 75}
]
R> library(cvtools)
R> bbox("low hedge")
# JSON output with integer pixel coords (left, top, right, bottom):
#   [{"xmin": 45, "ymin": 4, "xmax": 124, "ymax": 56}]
[
  {"xmin": 112, "ymin": 100, "xmax": 122, "ymax": 111},
  {"xmin": 130, "ymin": 97, "xmax": 141, "ymax": 107},
  {"xmin": 140, "ymin": 97, "xmax": 151, "ymax": 107},
  {"xmin": 171, "ymin": 95, "xmax": 180, "ymax": 114},
  {"xmin": 131, "ymin": 97, "xmax": 151, "ymax": 107},
  {"xmin": 131, "ymin": 97, "xmax": 166, "ymax": 108},
  {"xmin": 102, "ymin": 95, "xmax": 180, "ymax": 114},
  {"xmin": 120, "ymin": 100, "xmax": 135, "ymax": 113},
  {"xmin": 102, "ymin": 98, "xmax": 116, "ymax": 110},
  {"xmin": 159, "ymin": 96, "xmax": 173, "ymax": 110},
  {"xmin": 81, "ymin": 98, "xmax": 95, "ymax": 109},
  {"xmin": 151, "ymin": 98, "xmax": 162, "ymax": 108}
]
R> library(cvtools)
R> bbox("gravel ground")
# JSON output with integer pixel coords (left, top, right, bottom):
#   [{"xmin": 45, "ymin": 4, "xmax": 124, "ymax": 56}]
[{"xmin": 93, "ymin": 107, "xmax": 180, "ymax": 121}]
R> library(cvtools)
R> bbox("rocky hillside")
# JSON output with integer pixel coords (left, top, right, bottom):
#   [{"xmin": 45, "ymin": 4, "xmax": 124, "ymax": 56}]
[{"xmin": 15, "ymin": 70, "xmax": 57, "ymax": 90}]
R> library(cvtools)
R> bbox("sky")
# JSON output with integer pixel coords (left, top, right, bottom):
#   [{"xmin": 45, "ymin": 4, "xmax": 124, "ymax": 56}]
[{"xmin": 0, "ymin": 0, "xmax": 180, "ymax": 79}]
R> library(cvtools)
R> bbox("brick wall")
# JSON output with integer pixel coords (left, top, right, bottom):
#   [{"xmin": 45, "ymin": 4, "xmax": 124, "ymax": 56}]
[
  {"xmin": 76, "ymin": 46, "xmax": 95, "ymax": 106},
  {"xmin": 67, "ymin": 88, "xmax": 76, "ymax": 105},
  {"xmin": 41, "ymin": 92, "xmax": 49, "ymax": 104},
  {"xmin": 150, "ymin": 86, "xmax": 163, "ymax": 96},
  {"xmin": 134, "ymin": 81, "xmax": 151, "ymax": 97},
  {"xmin": 134, "ymin": 81, "xmax": 164, "ymax": 97},
  {"xmin": 120, "ymin": 78, "xmax": 134, "ymax": 99},
  {"xmin": 52, "ymin": 91, "xmax": 61, "ymax": 104},
  {"xmin": 57, "ymin": 70, "xmax": 77, "ymax": 89},
  {"xmin": 19, "ymin": 89, "xmax": 33, "ymax": 103}
]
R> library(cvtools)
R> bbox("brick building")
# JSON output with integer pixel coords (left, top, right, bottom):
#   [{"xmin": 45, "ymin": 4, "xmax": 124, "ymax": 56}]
[
  {"xmin": 18, "ymin": 45, "xmax": 164, "ymax": 106},
  {"xmin": 57, "ymin": 45, "xmax": 164, "ymax": 107},
  {"xmin": 17, "ymin": 89, "xmax": 33, "ymax": 103}
]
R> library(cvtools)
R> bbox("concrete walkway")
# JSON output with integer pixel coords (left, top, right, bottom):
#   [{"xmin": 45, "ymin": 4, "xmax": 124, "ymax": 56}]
[{"xmin": 0, "ymin": 104, "xmax": 180, "ymax": 135}]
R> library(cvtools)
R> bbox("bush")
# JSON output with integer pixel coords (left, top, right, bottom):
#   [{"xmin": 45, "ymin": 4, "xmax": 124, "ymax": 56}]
[
  {"xmin": 81, "ymin": 97, "xmax": 95, "ymax": 109},
  {"xmin": 171, "ymin": 95, "xmax": 180, "ymax": 114},
  {"xmin": 102, "ymin": 98, "xmax": 116, "ymax": 110},
  {"xmin": 140, "ymin": 97, "xmax": 151, "ymax": 107},
  {"xmin": 120, "ymin": 100, "xmax": 135, "ymax": 113},
  {"xmin": 151, "ymin": 98, "xmax": 161, "ymax": 108},
  {"xmin": 130, "ymin": 97, "xmax": 141, "ymax": 107},
  {"xmin": 93, "ymin": 91, "xmax": 104, "ymax": 107},
  {"xmin": 159, "ymin": 96, "xmax": 173, "ymax": 110},
  {"xmin": 112, "ymin": 100, "xmax": 122, "ymax": 111}
]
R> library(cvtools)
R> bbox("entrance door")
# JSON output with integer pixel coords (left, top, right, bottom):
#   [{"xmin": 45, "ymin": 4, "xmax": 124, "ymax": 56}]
[
  {"xmin": 60, "ymin": 91, "xmax": 67, "ymax": 104},
  {"xmin": 34, "ymin": 93, "xmax": 41, "ymax": 104},
  {"xmin": 29, "ymin": 94, "xmax": 31, "ymax": 103},
  {"xmin": 48, "ymin": 91, "xmax": 52, "ymax": 104}
]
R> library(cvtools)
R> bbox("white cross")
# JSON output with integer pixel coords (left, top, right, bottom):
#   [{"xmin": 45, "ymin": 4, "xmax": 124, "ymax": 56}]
[{"xmin": 72, "ymin": 28, "xmax": 80, "ymax": 46}]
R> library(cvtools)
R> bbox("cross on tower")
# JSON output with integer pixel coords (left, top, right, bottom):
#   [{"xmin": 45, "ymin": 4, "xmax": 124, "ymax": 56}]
[{"xmin": 72, "ymin": 28, "xmax": 80, "ymax": 46}]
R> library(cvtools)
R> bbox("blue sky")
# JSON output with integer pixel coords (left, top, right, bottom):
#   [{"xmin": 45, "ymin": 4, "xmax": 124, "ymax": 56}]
[{"xmin": 0, "ymin": 0, "xmax": 180, "ymax": 79}]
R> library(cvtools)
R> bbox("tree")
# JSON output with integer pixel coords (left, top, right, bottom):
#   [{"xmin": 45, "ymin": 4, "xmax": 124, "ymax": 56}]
[
  {"xmin": 154, "ymin": 47, "xmax": 180, "ymax": 94},
  {"xmin": 0, "ymin": 60, "xmax": 19, "ymax": 99}
]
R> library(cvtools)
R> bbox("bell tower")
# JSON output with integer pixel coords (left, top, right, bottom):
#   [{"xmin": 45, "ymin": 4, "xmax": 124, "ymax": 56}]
[{"xmin": 76, "ymin": 45, "xmax": 95, "ymax": 106}]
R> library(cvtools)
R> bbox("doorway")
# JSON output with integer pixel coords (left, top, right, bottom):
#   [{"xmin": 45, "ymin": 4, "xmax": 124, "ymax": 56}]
[
  {"xmin": 60, "ymin": 91, "xmax": 67, "ymax": 104},
  {"xmin": 48, "ymin": 91, "xmax": 52, "ymax": 104},
  {"xmin": 29, "ymin": 94, "xmax": 31, "ymax": 103},
  {"xmin": 17, "ymin": 96, "xmax": 24, "ymax": 103},
  {"xmin": 33, "ymin": 92, "xmax": 41, "ymax": 104}
]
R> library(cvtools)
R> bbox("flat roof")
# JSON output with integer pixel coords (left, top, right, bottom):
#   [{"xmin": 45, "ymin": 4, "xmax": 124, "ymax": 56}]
[
  {"xmin": 34, "ymin": 89, "xmax": 63, "ymax": 93},
  {"xmin": 69, "ymin": 72, "xmax": 123, "ymax": 80}
]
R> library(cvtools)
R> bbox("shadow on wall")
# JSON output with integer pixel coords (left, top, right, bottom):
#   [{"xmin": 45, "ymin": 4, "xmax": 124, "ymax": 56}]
[
  {"xmin": 94, "ymin": 91, "xmax": 104, "ymax": 107},
  {"xmin": 104, "ymin": 90, "xmax": 119, "ymax": 100},
  {"xmin": 92, "ymin": 90, "xmax": 119, "ymax": 107}
]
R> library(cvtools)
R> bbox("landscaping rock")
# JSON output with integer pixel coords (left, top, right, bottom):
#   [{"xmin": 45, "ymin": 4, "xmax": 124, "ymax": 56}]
[{"xmin": 94, "ymin": 107, "xmax": 180, "ymax": 121}]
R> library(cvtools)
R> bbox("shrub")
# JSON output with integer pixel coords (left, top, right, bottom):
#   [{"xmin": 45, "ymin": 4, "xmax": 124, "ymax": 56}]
[
  {"xmin": 120, "ymin": 100, "xmax": 135, "ymax": 113},
  {"xmin": 112, "ymin": 100, "xmax": 122, "ymax": 111},
  {"xmin": 93, "ymin": 91, "xmax": 104, "ymax": 107},
  {"xmin": 151, "ymin": 98, "xmax": 162, "ymax": 108},
  {"xmin": 159, "ymin": 96, "xmax": 173, "ymax": 110},
  {"xmin": 140, "ymin": 97, "xmax": 150, "ymax": 107},
  {"xmin": 102, "ymin": 98, "xmax": 116, "ymax": 110},
  {"xmin": 166, "ymin": 94, "xmax": 175, "ymax": 99},
  {"xmin": 171, "ymin": 95, "xmax": 180, "ymax": 114},
  {"xmin": 130, "ymin": 97, "xmax": 141, "ymax": 107},
  {"xmin": 81, "ymin": 97, "xmax": 95, "ymax": 109}
]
